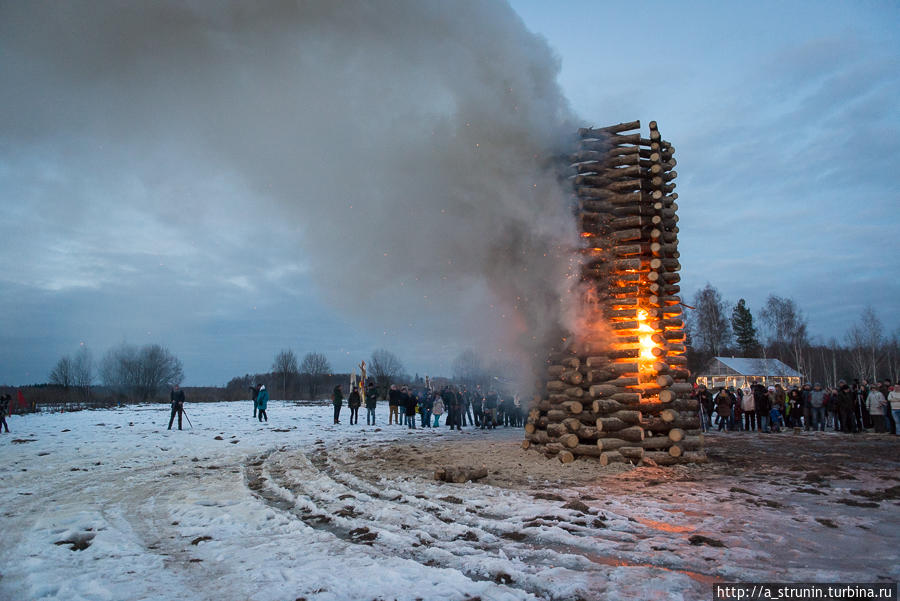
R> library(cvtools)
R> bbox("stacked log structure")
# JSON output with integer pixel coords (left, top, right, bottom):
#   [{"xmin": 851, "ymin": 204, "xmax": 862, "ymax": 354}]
[{"xmin": 523, "ymin": 120, "xmax": 705, "ymax": 466}]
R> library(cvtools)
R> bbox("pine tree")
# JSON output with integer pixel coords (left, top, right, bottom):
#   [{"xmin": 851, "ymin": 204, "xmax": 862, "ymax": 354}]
[{"xmin": 731, "ymin": 298, "xmax": 759, "ymax": 356}]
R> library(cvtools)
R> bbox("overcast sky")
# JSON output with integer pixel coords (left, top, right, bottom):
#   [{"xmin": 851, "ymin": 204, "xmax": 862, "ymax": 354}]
[{"xmin": 1, "ymin": 1, "xmax": 898, "ymax": 386}]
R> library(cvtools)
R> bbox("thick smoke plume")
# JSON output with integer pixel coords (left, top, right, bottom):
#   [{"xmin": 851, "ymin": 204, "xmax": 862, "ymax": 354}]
[{"xmin": 1, "ymin": 1, "xmax": 582, "ymax": 384}]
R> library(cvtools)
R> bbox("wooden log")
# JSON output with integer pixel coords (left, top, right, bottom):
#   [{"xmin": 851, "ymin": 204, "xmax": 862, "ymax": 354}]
[
  {"xmin": 521, "ymin": 439, "xmax": 531, "ymax": 450},
  {"xmin": 596, "ymin": 438, "xmax": 630, "ymax": 452},
  {"xmin": 642, "ymin": 451, "xmax": 707, "ymax": 466},
  {"xmin": 547, "ymin": 423, "xmax": 568, "ymax": 438},
  {"xmin": 616, "ymin": 426, "xmax": 645, "ymax": 442},
  {"xmin": 526, "ymin": 430, "xmax": 552, "ymax": 445},
  {"xmin": 592, "ymin": 399, "xmax": 629, "ymax": 414},
  {"xmin": 618, "ymin": 446, "xmax": 645, "ymax": 461},
  {"xmin": 558, "ymin": 450, "xmax": 575, "ymax": 464},
  {"xmin": 561, "ymin": 401, "xmax": 583, "ymax": 415},
  {"xmin": 575, "ymin": 426, "xmax": 602, "ymax": 440},
  {"xmin": 560, "ymin": 433, "xmax": 580, "ymax": 449},
  {"xmin": 547, "ymin": 365, "xmax": 566, "ymax": 377},
  {"xmin": 670, "ymin": 382, "xmax": 693, "ymax": 394},
  {"xmin": 596, "ymin": 417, "xmax": 629, "ymax": 432},
  {"xmin": 641, "ymin": 437, "xmax": 677, "ymax": 451},
  {"xmin": 524, "ymin": 422, "xmax": 536, "ymax": 434},
  {"xmin": 546, "ymin": 380, "xmax": 567, "ymax": 392},
  {"xmin": 579, "ymin": 120, "xmax": 641, "ymax": 135},
  {"xmin": 642, "ymin": 416, "xmax": 701, "ymax": 432},
  {"xmin": 659, "ymin": 389, "xmax": 677, "ymax": 403},
  {"xmin": 434, "ymin": 465, "xmax": 488, "ymax": 483},
  {"xmin": 559, "ymin": 369, "xmax": 584, "ymax": 386},
  {"xmin": 562, "ymin": 417, "xmax": 583, "ymax": 433},
  {"xmin": 544, "ymin": 442, "xmax": 563, "ymax": 456},
  {"xmin": 565, "ymin": 387, "xmax": 585, "ymax": 398},
  {"xmin": 546, "ymin": 409, "xmax": 568, "ymax": 422},
  {"xmin": 600, "ymin": 451, "xmax": 627, "ymax": 466},
  {"xmin": 656, "ymin": 374, "xmax": 674, "ymax": 387},
  {"xmin": 611, "ymin": 392, "xmax": 641, "ymax": 403},
  {"xmin": 567, "ymin": 444, "xmax": 605, "ymax": 457},
  {"xmin": 668, "ymin": 428, "xmax": 685, "ymax": 442},
  {"xmin": 587, "ymin": 371, "xmax": 618, "ymax": 386}
]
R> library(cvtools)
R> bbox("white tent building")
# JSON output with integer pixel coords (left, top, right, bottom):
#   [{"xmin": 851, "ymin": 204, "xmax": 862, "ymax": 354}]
[{"xmin": 695, "ymin": 357, "xmax": 803, "ymax": 389}]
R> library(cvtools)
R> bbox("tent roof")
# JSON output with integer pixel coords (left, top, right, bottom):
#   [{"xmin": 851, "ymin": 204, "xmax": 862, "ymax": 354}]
[{"xmin": 709, "ymin": 357, "xmax": 802, "ymax": 377}]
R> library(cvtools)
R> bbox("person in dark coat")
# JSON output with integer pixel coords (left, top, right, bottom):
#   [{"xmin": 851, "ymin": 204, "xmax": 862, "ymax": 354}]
[
  {"xmin": 482, "ymin": 390, "xmax": 498, "ymax": 429},
  {"xmin": 405, "ymin": 388, "xmax": 417, "ymax": 429},
  {"xmin": 419, "ymin": 390, "xmax": 433, "ymax": 428},
  {"xmin": 365, "ymin": 382, "xmax": 378, "ymax": 425},
  {"xmin": 332, "ymin": 385, "xmax": 343, "ymax": 424},
  {"xmin": 388, "ymin": 385, "xmax": 400, "ymax": 426},
  {"xmin": 348, "ymin": 386, "xmax": 361, "ymax": 425},
  {"xmin": 838, "ymin": 380, "xmax": 856, "ymax": 433},
  {"xmin": 442, "ymin": 386, "xmax": 461, "ymax": 431},
  {"xmin": 715, "ymin": 388, "xmax": 733, "ymax": 431},
  {"xmin": 256, "ymin": 384, "xmax": 269, "ymax": 422},
  {"xmin": 167, "ymin": 385, "xmax": 185, "ymax": 430},
  {"xmin": 250, "ymin": 385, "xmax": 260, "ymax": 418},
  {"xmin": 696, "ymin": 384, "xmax": 714, "ymax": 432},
  {"xmin": 0, "ymin": 393, "xmax": 10, "ymax": 433},
  {"xmin": 753, "ymin": 384, "xmax": 771, "ymax": 433}
]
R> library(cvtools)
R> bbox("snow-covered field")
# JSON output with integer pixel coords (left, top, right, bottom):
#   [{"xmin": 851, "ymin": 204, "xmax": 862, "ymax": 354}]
[{"xmin": 1, "ymin": 402, "xmax": 897, "ymax": 601}]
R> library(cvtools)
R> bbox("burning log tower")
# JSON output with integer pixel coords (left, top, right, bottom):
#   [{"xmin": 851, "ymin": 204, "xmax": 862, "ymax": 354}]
[{"xmin": 524, "ymin": 120, "xmax": 705, "ymax": 466}]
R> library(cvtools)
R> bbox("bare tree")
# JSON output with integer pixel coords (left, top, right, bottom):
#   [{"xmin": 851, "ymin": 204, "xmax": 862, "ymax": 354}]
[
  {"xmin": 101, "ymin": 343, "xmax": 184, "ymax": 402},
  {"xmin": 859, "ymin": 306, "xmax": 883, "ymax": 381},
  {"xmin": 73, "ymin": 346, "xmax": 93, "ymax": 402},
  {"xmin": 49, "ymin": 356, "xmax": 74, "ymax": 391},
  {"xmin": 299, "ymin": 352, "xmax": 331, "ymax": 400},
  {"xmin": 272, "ymin": 349, "xmax": 299, "ymax": 401},
  {"xmin": 370, "ymin": 348, "xmax": 403, "ymax": 392},
  {"xmin": 884, "ymin": 328, "xmax": 900, "ymax": 384},
  {"xmin": 689, "ymin": 283, "xmax": 732, "ymax": 357},
  {"xmin": 452, "ymin": 349, "xmax": 487, "ymax": 388},
  {"xmin": 759, "ymin": 295, "xmax": 808, "ymax": 375}
]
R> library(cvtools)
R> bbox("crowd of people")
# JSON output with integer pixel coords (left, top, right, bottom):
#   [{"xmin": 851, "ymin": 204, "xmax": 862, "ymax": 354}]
[
  {"xmin": 328, "ymin": 382, "xmax": 525, "ymax": 430},
  {"xmin": 695, "ymin": 378, "xmax": 900, "ymax": 435}
]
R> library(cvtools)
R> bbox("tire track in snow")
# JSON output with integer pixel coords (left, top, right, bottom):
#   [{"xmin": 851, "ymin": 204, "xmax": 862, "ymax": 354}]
[{"xmin": 242, "ymin": 447, "xmax": 607, "ymax": 600}]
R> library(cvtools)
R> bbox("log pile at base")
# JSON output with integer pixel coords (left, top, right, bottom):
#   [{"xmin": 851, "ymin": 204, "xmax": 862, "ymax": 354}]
[{"xmin": 524, "ymin": 121, "xmax": 705, "ymax": 466}]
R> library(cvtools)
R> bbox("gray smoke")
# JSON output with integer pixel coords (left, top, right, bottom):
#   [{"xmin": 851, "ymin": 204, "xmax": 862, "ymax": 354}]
[{"xmin": 1, "ymin": 1, "xmax": 581, "ymax": 381}]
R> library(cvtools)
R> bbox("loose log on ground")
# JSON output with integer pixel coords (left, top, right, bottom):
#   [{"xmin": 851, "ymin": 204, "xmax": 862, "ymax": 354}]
[
  {"xmin": 434, "ymin": 465, "xmax": 488, "ymax": 483},
  {"xmin": 558, "ymin": 450, "xmax": 576, "ymax": 464}
]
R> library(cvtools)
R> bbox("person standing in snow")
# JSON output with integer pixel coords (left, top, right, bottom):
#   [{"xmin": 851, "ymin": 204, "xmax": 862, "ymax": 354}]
[
  {"xmin": 250, "ymin": 384, "xmax": 259, "ymax": 418},
  {"xmin": 431, "ymin": 393, "xmax": 444, "ymax": 427},
  {"xmin": 365, "ymin": 382, "xmax": 378, "ymax": 425},
  {"xmin": 388, "ymin": 385, "xmax": 400, "ymax": 425},
  {"xmin": 256, "ymin": 384, "xmax": 269, "ymax": 422},
  {"xmin": 347, "ymin": 386, "xmax": 361, "ymax": 425},
  {"xmin": 168, "ymin": 384, "xmax": 185, "ymax": 430},
  {"xmin": 866, "ymin": 386, "xmax": 887, "ymax": 432},
  {"xmin": 332, "ymin": 384, "xmax": 343, "ymax": 425},
  {"xmin": 0, "ymin": 393, "xmax": 10, "ymax": 433}
]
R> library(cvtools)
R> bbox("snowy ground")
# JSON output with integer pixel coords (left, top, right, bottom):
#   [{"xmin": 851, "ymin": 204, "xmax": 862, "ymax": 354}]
[{"xmin": 1, "ymin": 402, "xmax": 897, "ymax": 601}]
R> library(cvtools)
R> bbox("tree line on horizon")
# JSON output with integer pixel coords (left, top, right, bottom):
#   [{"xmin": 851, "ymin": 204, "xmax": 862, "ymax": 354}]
[
  {"xmin": 685, "ymin": 283, "xmax": 900, "ymax": 386},
  {"xmin": 25, "ymin": 343, "xmax": 517, "ymax": 411}
]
